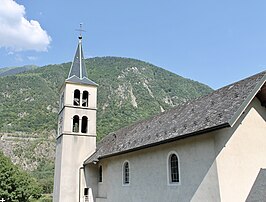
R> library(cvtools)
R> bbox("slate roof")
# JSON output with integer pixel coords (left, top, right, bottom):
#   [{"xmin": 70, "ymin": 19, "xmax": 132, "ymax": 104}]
[
  {"xmin": 66, "ymin": 75, "xmax": 98, "ymax": 86},
  {"xmin": 246, "ymin": 169, "xmax": 266, "ymax": 202},
  {"xmin": 85, "ymin": 71, "xmax": 266, "ymax": 164},
  {"xmin": 67, "ymin": 37, "xmax": 97, "ymax": 86}
]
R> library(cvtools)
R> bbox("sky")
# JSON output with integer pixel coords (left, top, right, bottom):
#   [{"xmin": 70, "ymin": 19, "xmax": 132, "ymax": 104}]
[{"xmin": 0, "ymin": 0, "xmax": 266, "ymax": 89}]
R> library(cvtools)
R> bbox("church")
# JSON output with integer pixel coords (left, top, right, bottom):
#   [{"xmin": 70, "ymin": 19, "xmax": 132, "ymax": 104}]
[{"xmin": 53, "ymin": 35, "xmax": 266, "ymax": 202}]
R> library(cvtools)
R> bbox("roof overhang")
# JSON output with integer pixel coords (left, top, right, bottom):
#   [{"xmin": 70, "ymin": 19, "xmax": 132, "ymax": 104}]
[
  {"xmin": 84, "ymin": 123, "xmax": 230, "ymax": 165},
  {"xmin": 84, "ymin": 71, "xmax": 266, "ymax": 166},
  {"xmin": 65, "ymin": 75, "xmax": 98, "ymax": 86},
  {"xmin": 228, "ymin": 74, "xmax": 266, "ymax": 126},
  {"xmin": 257, "ymin": 83, "xmax": 266, "ymax": 107}
]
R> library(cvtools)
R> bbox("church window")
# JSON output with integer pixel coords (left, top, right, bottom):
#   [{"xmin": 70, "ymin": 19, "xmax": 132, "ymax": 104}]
[
  {"xmin": 73, "ymin": 89, "xmax": 80, "ymax": 106},
  {"xmin": 84, "ymin": 187, "xmax": 89, "ymax": 200},
  {"xmin": 82, "ymin": 91, "xmax": 89, "ymax": 107},
  {"xmin": 84, "ymin": 188, "xmax": 89, "ymax": 196},
  {"xmin": 73, "ymin": 115, "xmax": 79, "ymax": 132},
  {"xmin": 168, "ymin": 152, "xmax": 180, "ymax": 184},
  {"xmin": 99, "ymin": 165, "xmax": 103, "ymax": 182},
  {"xmin": 123, "ymin": 161, "xmax": 130, "ymax": 185},
  {"xmin": 81, "ymin": 116, "xmax": 88, "ymax": 133}
]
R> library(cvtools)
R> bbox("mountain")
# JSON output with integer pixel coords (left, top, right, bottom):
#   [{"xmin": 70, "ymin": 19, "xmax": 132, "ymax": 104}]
[
  {"xmin": 0, "ymin": 57, "xmax": 212, "ymax": 139},
  {"xmin": 0, "ymin": 57, "xmax": 212, "ymax": 193},
  {"xmin": 0, "ymin": 65, "xmax": 38, "ymax": 77}
]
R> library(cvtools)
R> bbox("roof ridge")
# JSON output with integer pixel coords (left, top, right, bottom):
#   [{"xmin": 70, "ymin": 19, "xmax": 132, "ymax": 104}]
[{"xmin": 215, "ymin": 70, "xmax": 266, "ymax": 91}]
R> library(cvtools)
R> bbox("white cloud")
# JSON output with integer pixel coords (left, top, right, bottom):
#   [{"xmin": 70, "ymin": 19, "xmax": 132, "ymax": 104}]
[
  {"xmin": 15, "ymin": 54, "xmax": 23, "ymax": 62},
  {"xmin": 27, "ymin": 56, "xmax": 37, "ymax": 61},
  {"xmin": 0, "ymin": 0, "xmax": 51, "ymax": 52}
]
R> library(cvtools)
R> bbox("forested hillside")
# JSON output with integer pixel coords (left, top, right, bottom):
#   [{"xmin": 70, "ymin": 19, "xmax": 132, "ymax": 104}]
[
  {"xmin": 0, "ymin": 57, "xmax": 213, "ymax": 196},
  {"xmin": 0, "ymin": 57, "xmax": 212, "ymax": 139},
  {"xmin": 0, "ymin": 65, "xmax": 38, "ymax": 77}
]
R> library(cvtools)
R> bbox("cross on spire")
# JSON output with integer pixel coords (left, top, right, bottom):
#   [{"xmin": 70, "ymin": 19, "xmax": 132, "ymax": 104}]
[
  {"xmin": 68, "ymin": 23, "xmax": 88, "ymax": 79},
  {"xmin": 76, "ymin": 23, "xmax": 85, "ymax": 39},
  {"xmin": 0, "ymin": 198, "xmax": 5, "ymax": 202}
]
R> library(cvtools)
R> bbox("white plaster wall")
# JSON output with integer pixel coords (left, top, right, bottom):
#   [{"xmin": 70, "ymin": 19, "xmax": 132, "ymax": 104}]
[
  {"xmin": 88, "ymin": 98, "xmax": 266, "ymax": 202},
  {"xmin": 62, "ymin": 107, "xmax": 96, "ymax": 135},
  {"xmin": 97, "ymin": 163, "xmax": 108, "ymax": 198},
  {"xmin": 84, "ymin": 164, "xmax": 99, "ymax": 201},
  {"xmin": 54, "ymin": 81, "xmax": 98, "ymax": 202},
  {"xmin": 57, "ymin": 82, "xmax": 97, "ymax": 138},
  {"xmin": 57, "ymin": 110, "xmax": 64, "ymax": 136},
  {"xmin": 54, "ymin": 135, "xmax": 96, "ymax": 202},
  {"xmin": 53, "ymin": 137, "xmax": 63, "ymax": 202},
  {"xmin": 65, "ymin": 83, "xmax": 97, "ymax": 109},
  {"xmin": 94, "ymin": 133, "xmax": 221, "ymax": 202},
  {"xmin": 215, "ymin": 98, "xmax": 266, "ymax": 202}
]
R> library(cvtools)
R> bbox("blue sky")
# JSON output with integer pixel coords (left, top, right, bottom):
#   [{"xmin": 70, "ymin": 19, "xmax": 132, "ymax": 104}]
[{"xmin": 0, "ymin": 0, "xmax": 266, "ymax": 89}]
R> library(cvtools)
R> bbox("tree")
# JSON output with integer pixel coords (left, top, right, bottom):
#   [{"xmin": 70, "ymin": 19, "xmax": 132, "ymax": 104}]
[
  {"xmin": 31, "ymin": 160, "xmax": 54, "ymax": 194},
  {"xmin": 0, "ymin": 152, "xmax": 42, "ymax": 202}
]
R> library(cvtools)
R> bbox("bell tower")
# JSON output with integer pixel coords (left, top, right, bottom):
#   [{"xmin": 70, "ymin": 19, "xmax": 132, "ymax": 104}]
[{"xmin": 53, "ymin": 33, "xmax": 97, "ymax": 202}]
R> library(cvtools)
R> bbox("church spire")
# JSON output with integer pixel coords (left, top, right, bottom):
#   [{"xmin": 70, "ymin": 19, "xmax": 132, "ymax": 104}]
[{"xmin": 68, "ymin": 24, "xmax": 88, "ymax": 79}]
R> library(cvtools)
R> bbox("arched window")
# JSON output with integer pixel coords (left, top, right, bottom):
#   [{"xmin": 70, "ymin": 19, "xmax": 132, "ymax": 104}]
[
  {"xmin": 99, "ymin": 165, "xmax": 103, "ymax": 182},
  {"xmin": 82, "ymin": 91, "xmax": 89, "ymax": 107},
  {"xmin": 81, "ymin": 116, "xmax": 88, "ymax": 133},
  {"xmin": 123, "ymin": 161, "xmax": 130, "ymax": 185},
  {"xmin": 168, "ymin": 153, "xmax": 179, "ymax": 184},
  {"xmin": 73, "ymin": 89, "xmax": 80, "ymax": 106},
  {"xmin": 72, "ymin": 115, "xmax": 79, "ymax": 132}
]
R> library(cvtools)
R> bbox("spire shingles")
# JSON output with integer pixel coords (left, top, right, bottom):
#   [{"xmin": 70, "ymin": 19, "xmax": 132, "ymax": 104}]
[
  {"xmin": 68, "ymin": 38, "xmax": 88, "ymax": 79},
  {"xmin": 66, "ymin": 36, "xmax": 97, "ymax": 86}
]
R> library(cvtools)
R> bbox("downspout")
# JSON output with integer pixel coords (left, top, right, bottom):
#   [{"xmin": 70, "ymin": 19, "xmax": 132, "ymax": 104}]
[{"xmin": 79, "ymin": 167, "xmax": 84, "ymax": 202}]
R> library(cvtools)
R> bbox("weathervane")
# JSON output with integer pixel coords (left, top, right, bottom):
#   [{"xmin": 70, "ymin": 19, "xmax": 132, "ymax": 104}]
[{"xmin": 76, "ymin": 23, "xmax": 85, "ymax": 39}]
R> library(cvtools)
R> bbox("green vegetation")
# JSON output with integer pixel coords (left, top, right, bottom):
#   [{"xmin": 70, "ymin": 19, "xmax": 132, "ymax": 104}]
[
  {"xmin": 34, "ymin": 194, "xmax": 52, "ymax": 202},
  {"xmin": 0, "ymin": 57, "xmax": 212, "ymax": 139},
  {"xmin": 0, "ymin": 65, "xmax": 38, "ymax": 77},
  {"xmin": 31, "ymin": 161, "xmax": 54, "ymax": 194},
  {"xmin": 0, "ymin": 151, "xmax": 42, "ymax": 202},
  {"xmin": 0, "ymin": 56, "xmax": 213, "ymax": 196}
]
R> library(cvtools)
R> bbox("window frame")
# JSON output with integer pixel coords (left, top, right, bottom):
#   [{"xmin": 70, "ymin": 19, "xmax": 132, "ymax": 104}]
[
  {"xmin": 167, "ymin": 151, "xmax": 181, "ymax": 186},
  {"xmin": 81, "ymin": 116, "xmax": 88, "ymax": 133},
  {"xmin": 72, "ymin": 115, "xmax": 80, "ymax": 133},
  {"xmin": 98, "ymin": 165, "xmax": 103, "ymax": 183},
  {"xmin": 122, "ymin": 160, "xmax": 130, "ymax": 186},
  {"xmin": 73, "ymin": 89, "xmax": 81, "ymax": 106},
  {"xmin": 82, "ymin": 90, "xmax": 89, "ymax": 107}
]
